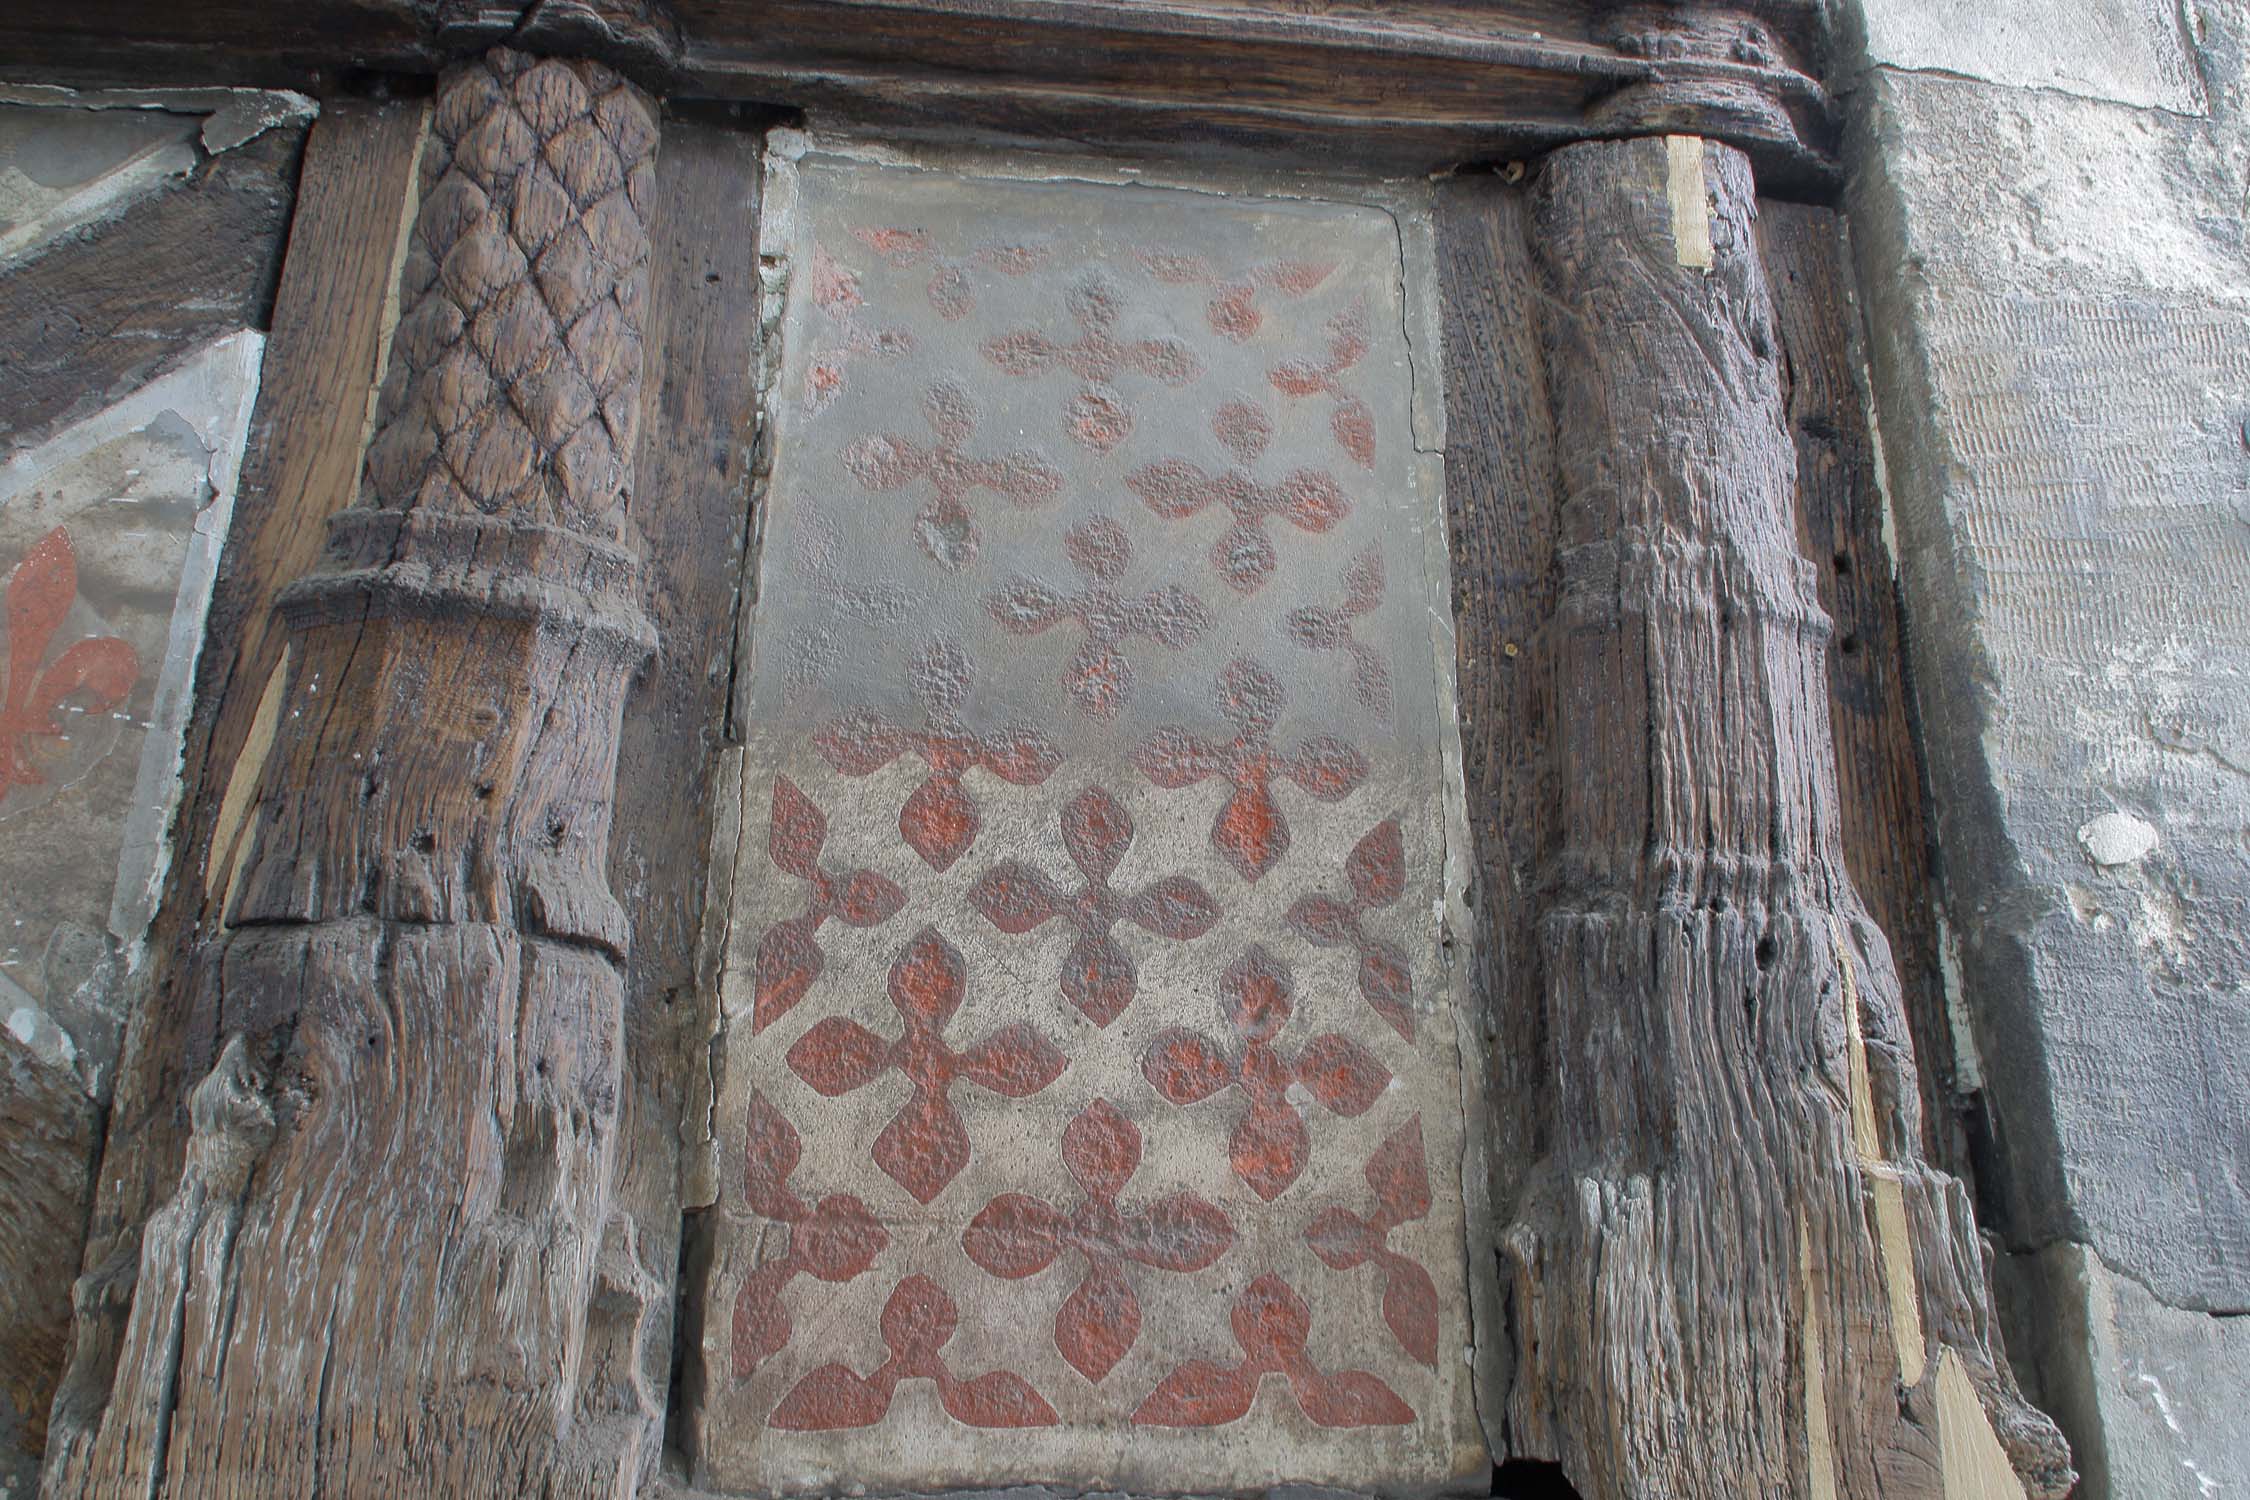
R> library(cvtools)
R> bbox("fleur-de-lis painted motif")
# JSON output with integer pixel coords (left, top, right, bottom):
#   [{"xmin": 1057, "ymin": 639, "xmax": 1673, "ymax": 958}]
[{"xmin": 1, "ymin": 527, "xmax": 139, "ymax": 809}]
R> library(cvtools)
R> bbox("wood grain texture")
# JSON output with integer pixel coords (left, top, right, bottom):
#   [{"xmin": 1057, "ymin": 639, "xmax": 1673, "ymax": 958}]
[
  {"xmin": 0, "ymin": 1035, "xmax": 98, "ymax": 1465},
  {"xmin": 41, "ymin": 53, "xmax": 666, "ymax": 1498},
  {"xmin": 1479, "ymin": 136, "xmax": 2070, "ymax": 1499},
  {"xmin": 0, "ymin": 124, "xmax": 303, "ymax": 455},
  {"xmin": 0, "ymin": 0, "xmax": 1840, "ymax": 188},
  {"xmin": 1759, "ymin": 200, "xmax": 1964, "ymax": 1178},
  {"xmin": 36, "ymin": 107, "xmax": 429, "ymax": 1473},
  {"xmin": 595, "ymin": 112, "xmax": 767, "ymax": 1462}
]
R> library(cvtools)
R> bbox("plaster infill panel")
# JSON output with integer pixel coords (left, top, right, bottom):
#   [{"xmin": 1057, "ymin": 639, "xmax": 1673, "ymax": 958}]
[{"xmin": 696, "ymin": 150, "xmax": 1481, "ymax": 1497}]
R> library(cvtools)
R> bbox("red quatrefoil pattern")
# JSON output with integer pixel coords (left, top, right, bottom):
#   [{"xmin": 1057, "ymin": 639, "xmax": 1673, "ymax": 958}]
[{"xmin": 735, "ymin": 211, "xmax": 1447, "ymax": 1457}]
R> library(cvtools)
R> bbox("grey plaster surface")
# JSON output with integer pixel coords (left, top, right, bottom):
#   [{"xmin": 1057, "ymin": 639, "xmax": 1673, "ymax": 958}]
[
  {"xmin": 693, "ymin": 146, "xmax": 1478, "ymax": 1497},
  {"xmin": 1842, "ymin": 0, "xmax": 2250, "ymax": 1492}
]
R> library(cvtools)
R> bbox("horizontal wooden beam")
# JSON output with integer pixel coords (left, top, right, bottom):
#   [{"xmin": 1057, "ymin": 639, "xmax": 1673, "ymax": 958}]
[{"xmin": 0, "ymin": 0, "xmax": 1839, "ymax": 189}]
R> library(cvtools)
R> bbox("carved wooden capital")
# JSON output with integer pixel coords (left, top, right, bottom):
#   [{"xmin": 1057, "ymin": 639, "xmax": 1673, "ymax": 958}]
[{"xmin": 1587, "ymin": 3, "xmax": 1834, "ymax": 165}]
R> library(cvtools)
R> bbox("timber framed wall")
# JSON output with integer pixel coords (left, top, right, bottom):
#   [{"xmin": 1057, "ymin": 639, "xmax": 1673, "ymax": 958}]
[{"xmin": 0, "ymin": 2, "xmax": 2148, "ymax": 1497}]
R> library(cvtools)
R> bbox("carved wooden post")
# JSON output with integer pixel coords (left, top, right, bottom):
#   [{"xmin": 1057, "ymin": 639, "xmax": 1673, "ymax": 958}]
[
  {"xmin": 43, "ymin": 47, "xmax": 660, "ymax": 1498},
  {"xmin": 1497, "ymin": 136, "xmax": 2072, "ymax": 1498}
]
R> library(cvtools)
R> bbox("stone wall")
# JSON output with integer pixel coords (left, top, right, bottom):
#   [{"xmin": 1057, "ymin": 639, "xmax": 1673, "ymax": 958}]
[
  {"xmin": 0, "ymin": 87, "xmax": 304, "ymax": 1494},
  {"xmin": 1838, "ymin": 2, "xmax": 2250, "ymax": 1495}
]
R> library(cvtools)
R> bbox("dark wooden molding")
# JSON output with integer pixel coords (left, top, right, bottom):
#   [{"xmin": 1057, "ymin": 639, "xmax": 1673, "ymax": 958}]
[{"xmin": 0, "ymin": 0, "xmax": 1841, "ymax": 189}]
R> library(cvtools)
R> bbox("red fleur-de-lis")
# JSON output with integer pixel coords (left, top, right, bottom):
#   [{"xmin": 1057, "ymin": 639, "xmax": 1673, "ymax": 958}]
[
  {"xmin": 852, "ymin": 226, "xmax": 1051, "ymax": 320},
  {"xmin": 1132, "ymin": 658, "xmax": 1366, "ymax": 883},
  {"xmin": 1135, "ymin": 252, "xmax": 1337, "ymax": 342},
  {"xmin": 981, "ymin": 273, "xmax": 1202, "ymax": 454},
  {"xmin": 967, "ymin": 785, "xmax": 1219, "ymax": 1027},
  {"xmin": 1270, "ymin": 296, "xmax": 1375, "ymax": 469},
  {"xmin": 750, "ymin": 775, "xmax": 907, "ymax": 1035},
  {"xmin": 984, "ymin": 516, "xmax": 1212, "ymax": 722},
  {"xmin": 962, "ymin": 1099, "xmax": 1234, "ymax": 1384},
  {"xmin": 787, "ymin": 927, "xmax": 1068, "ymax": 1204},
  {"xmin": 841, "ymin": 378, "xmax": 1064, "ymax": 569},
  {"xmin": 815, "ymin": 640, "xmax": 1062, "ymax": 872},
  {"xmin": 1141, "ymin": 945, "xmax": 1389, "ymax": 1201},
  {"xmin": 1132, "ymin": 1273, "xmax": 1413, "ymax": 1429},
  {"xmin": 1304, "ymin": 1115, "xmax": 1438, "ymax": 1368},
  {"xmin": 1286, "ymin": 546, "xmax": 1391, "ymax": 715},
  {"xmin": 1125, "ymin": 399, "xmax": 1348, "ymax": 597},
  {"xmin": 732, "ymin": 1091, "xmax": 890, "ymax": 1378},
  {"xmin": 1287, "ymin": 817, "xmax": 1416, "ymax": 1040},
  {"xmin": 769, "ymin": 1273, "xmax": 1058, "ymax": 1431},
  {"xmin": 1, "ymin": 527, "xmax": 139, "ymax": 809}
]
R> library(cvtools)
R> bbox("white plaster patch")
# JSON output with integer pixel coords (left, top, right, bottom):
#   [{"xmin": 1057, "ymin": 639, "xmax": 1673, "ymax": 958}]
[{"xmin": 2078, "ymin": 810, "xmax": 2160, "ymax": 866}]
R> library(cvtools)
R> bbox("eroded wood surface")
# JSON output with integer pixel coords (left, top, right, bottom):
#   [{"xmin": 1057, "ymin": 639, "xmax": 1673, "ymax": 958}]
[{"xmin": 1462, "ymin": 136, "xmax": 2070, "ymax": 1499}]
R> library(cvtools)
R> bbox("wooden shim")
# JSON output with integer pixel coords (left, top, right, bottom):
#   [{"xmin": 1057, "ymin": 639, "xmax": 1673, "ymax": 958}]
[
  {"xmin": 1489, "ymin": 135, "xmax": 2071, "ymax": 1499},
  {"xmin": 0, "ymin": 124, "xmax": 303, "ymax": 454},
  {"xmin": 1760, "ymin": 201, "xmax": 1964, "ymax": 1177}
]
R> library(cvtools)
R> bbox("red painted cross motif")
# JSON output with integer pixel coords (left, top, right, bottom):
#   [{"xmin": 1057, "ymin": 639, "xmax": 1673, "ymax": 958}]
[
  {"xmin": 815, "ymin": 640, "xmax": 1062, "ymax": 872},
  {"xmin": 1141, "ymin": 944, "xmax": 1389, "ymax": 1201},
  {"xmin": 1286, "ymin": 546, "xmax": 1391, "ymax": 715},
  {"xmin": 804, "ymin": 242, "xmax": 913, "ymax": 419},
  {"xmin": 787, "ymin": 926, "xmax": 1068, "ymax": 1204},
  {"xmin": 1133, "ymin": 657, "xmax": 1367, "ymax": 883},
  {"xmin": 1269, "ymin": 296, "xmax": 1375, "ymax": 469},
  {"xmin": 1, "ymin": 527, "xmax": 139, "ymax": 810},
  {"xmin": 1135, "ymin": 251, "xmax": 1337, "ymax": 342},
  {"xmin": 1287, "ymin": 817, "xmax": 1416, "ymax": 1040},
  {"xmin": 981, "ymin": 273, "xmax": 1201, "ymax": 455},
  {"xmin": 967, "ymin": 785, "xmax": 1219, "ymax": 1028},
  {"xmin": 732, "ymin": 1091, "xmax": 890, "ymax": 1378},
  {"xmin": 1304, "ymin": 1114, "xmax": 1438, "ymax": 1369},
  {"xmin": 1133, "ymin": 1273, "xmax": 1413, "ymax": 1429},
  {"xmin": 962, "ymin": 1098, "xmax": 1235, "ymax": 1384},
  {"xmin": 751, "ymin": 775, "xmax": 907, "ymax": 1035},
  {"xmin": 852, "ymin": 226, "xmax": 1051, "ymax": 321},
  {"xmin": 1125, "ymin": 399, "xmax": 1348, "ymax": 597},
  {"xmin": 769, "ymin": 1273, "xmax": 1058, "ymax": 1431},
  {"xmin": 778, "ymin": 514, "xmax": 915, "ymax": 701},
  {"xmin": 983, "ymin": 515, "xmax": 1213, "ymax": 721},
  {"xmin": 841, "ymin": 378, "xmax": 1064, "ymax": 569}
]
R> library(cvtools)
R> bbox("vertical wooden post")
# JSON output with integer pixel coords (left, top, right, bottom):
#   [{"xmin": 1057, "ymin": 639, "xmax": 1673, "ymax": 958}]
[
  {"xmin": 1497, "ymin": 136, "xmax": 2070, "ymax": 1499},
  {"xmin": 44, "ymin": 48, "xmax": 661, "ymax": 1499}
]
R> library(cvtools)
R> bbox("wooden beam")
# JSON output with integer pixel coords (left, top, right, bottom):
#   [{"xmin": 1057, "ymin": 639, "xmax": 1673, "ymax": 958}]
[
  {"xmin": 0, "ymin": 0, "xmax": 1842, "ymax": 189},
  {"xmin": 1479, "ymin": 134, "xmax": 2072, "ymax": 1499},
  {"xmin": 43, "ymin": 51, "xmax": 669, "ymax": 1496}
]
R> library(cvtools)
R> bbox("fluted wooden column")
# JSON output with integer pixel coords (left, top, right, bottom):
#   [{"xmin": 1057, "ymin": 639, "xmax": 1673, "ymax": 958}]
[
  {"xmin": 43, "ymin": 48, "xmax": 661, "ymax": 1499},
  {"xmin": 1494, "ymin": 135, "xmax": 2071, "ymax": 1499}
]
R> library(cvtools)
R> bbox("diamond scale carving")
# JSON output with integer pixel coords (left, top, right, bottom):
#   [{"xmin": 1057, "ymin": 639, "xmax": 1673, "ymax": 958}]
[
  {"xmin": 770, "ymin": 1274, "xmax": 1058, "ymax": 1431},
  {"xmin": 787, "ymin": 926, "xmax": 1069, "ymax": 1204},
  {"xmin": 733, "ymin": 1091, "xmax": 891, "ymax": 1378},
  {"xmin": 1132, "ymin": 657, "xmax": 1367, "ymax": 882},
  {"xmin": 815, "ymin": 640, "xmax": 1062, "ymax": 872},
  {"xmin": 1141, "ymin": 945, "xmax": 1389, "ymax": 1201},
  {"xmin": 1287, "ymin": 817, "xmax": 1416, "ymax": 1040},
  {"xmin": 842, "ymin": 378, "xmax": 1064, "ymax": 569},
  {"xmin": 751, "ymin": 775, "xmax": 907, "ymax": 1035},
  {"xmin": 1133, "ymin": 1273, "xmax": 1413, "ymax": 1429},
  {"xmin": 963, "ymin": 1099, "xmax": 1235, "ymax": 1384},
  {"xmin": 1305, "ymin": 1115, "xmax": 1439, "ymax": 1369},
  {"xmin": 967, "ymin": 785, "xmax": 1220, "ymax": 1027},
  {"xmin": 1124, "ymin": 399, "xmax": 1348, "ymax": 597},
  {"xmin": 981, "ymin": 272, "xmax": 1202, "ymax": 454}
]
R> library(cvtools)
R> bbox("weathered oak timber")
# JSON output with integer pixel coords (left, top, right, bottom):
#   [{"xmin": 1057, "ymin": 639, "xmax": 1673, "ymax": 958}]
[
  {"xmin": 0, "ymin": 0, "xmax": 1840, "ymax": 188},
  {"xmin": 41, "ymin": 49, "xmax": 664, "ymax": 1498},
  {"xmin": 1760, "ymin": 201, "xmax": 1965, "ymax": 1177},
  {"xmin": 0, "ymin": 124, "xmax": 302, "ymax": 455},
  {"xmin": 1488, "ymin": 136, "xmax": 2070, "ymax": 1498}
]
